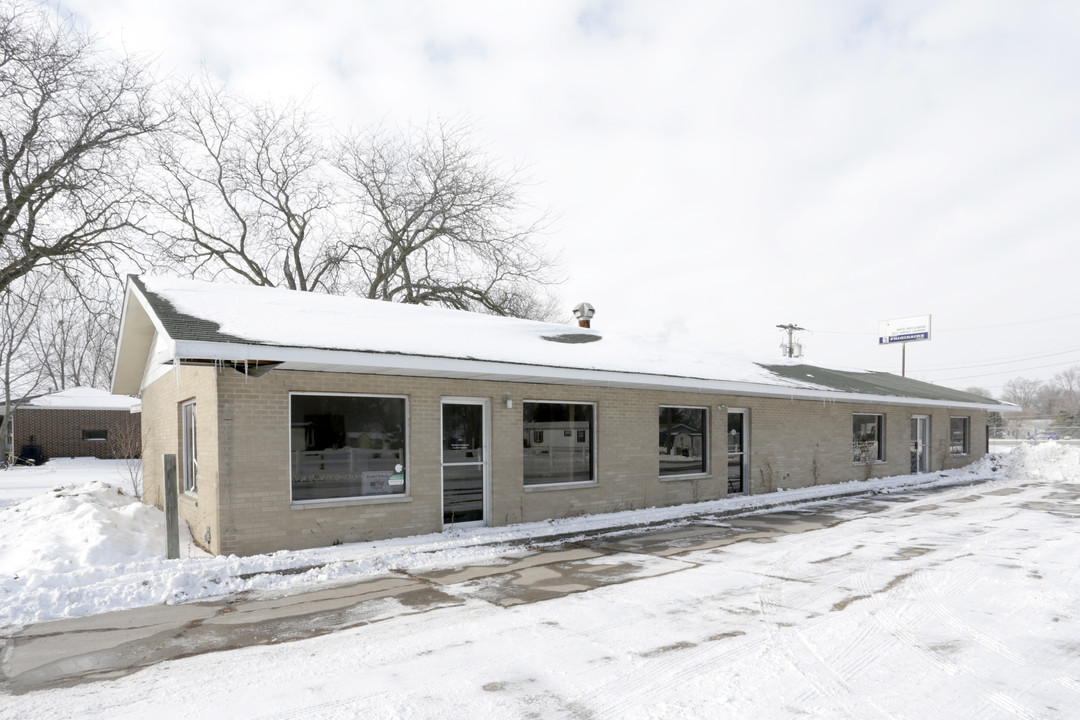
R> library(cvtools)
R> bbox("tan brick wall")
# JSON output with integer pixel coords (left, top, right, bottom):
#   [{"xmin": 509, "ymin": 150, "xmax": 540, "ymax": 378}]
[
  {"xmin": 12, "ymin": 407, "xmax": 140, "ymax": 461},
  {"xmin": 141, "ymin": 365, "xmax": 989, "ymax": 556},
  {"xmin": 729, "ymin": 399, "xmax": 987, "ymax": 491},
  {"xmin": 141, "ymin": 366, "xmax": 220, "ymax": 553}
]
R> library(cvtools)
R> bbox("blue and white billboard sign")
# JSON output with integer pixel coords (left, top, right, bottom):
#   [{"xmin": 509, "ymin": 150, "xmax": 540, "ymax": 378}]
[{"xmin": 878, "ymin": 315, "xmax": 931, "ymax": 345}]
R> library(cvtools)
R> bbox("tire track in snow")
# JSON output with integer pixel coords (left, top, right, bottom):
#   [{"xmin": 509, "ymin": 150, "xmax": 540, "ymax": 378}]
[
  {"xmin": 253, "ymin": 692, "xmax": 394, "ymax": 719},
  {"xmin": 985, "ymin": 691, "xmax": 1045, "ymax": 720},
  {"xmin": 910, "ymin": 562, "xmax": 1030, "ymax": 668},
  {"xmin": 754, "ymin": 542, "xmax": 900, "ymax": 718},
  {"xmin": 848, "ymin": 555, "xmax": 962, "ymax": 678},
  {"xmin": 581, "ymin": 576, "xmax": 770, "ymax": 715},
  {"xmin": 906, "ymin": 496, "xmax": 1034, "ymax": 669},
  {"xmin": 570, "ymin": 542, "xmax": 830, "ymax": 717},
  {"xmin": 1057, "ymin": 677, "xmax": 1080, "ymax": 695},
  {"xmin": 772, "ymin": 545, "xmax": 885, "ymax": 685},
  {"xmin": 846, "ymin": 532, "xmax": 1043, "ymax": 720}
]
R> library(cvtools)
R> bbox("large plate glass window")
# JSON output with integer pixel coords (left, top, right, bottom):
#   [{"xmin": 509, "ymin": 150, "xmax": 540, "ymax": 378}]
[
  {"xmin": 291, "ymin": 394, "xmax": 407, "ymax": 501},
  {"xmin": 523, "ymin": 401, "xmax": 594, "ymax": 486},
  {"xmin": 853, "ymin": 413, "xmax": 885, "ymax": 463},
  {"xmin": 659, "ymin": 406, "xmax": 707, "ymax": 477},
  {"xmin": 950, "ymin": 416, "xmax": 970, "ymax": 456},
  {"xmin": 181, "ymin": 400, "xmax": 197, "ymax": 493}
]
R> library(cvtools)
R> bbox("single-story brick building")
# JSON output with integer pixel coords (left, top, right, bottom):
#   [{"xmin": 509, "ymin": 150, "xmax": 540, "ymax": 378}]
[
  {"xmin": 111, "ymin": 276, "xmax": 1013, "ymax": 557},
  {"xmin": 9, "ymin": 387, "xmax": 141, "ymax": 463}
]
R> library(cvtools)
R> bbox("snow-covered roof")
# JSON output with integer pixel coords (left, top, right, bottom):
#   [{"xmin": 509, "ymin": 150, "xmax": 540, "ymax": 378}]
[
  {"xmin": 111, "ymin": 275, "xmax": 1012, "ymax": 411},
  {"xmin": 23, "ymin": 387, "xmax": 139, "ymax": 411}
]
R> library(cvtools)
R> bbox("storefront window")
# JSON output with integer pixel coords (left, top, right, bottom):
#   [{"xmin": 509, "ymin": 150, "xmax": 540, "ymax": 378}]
[
  {"xmin": 950, "ymin": 416, "xmax": 970, "ymax": 455},
  {"xmin": 853, "ymin": 413, "xmax": 885, "ymax": 463},
  {"xmin": 659, "ymin": 406, "xmax": 707, "ymax": 476},
  {"xmin": 291, "ymin": 394, "xmax": 407, "ymax": 501},
  {"xmin": 523, "ymin": 402, "xmax": 594, "ymax": 485}
]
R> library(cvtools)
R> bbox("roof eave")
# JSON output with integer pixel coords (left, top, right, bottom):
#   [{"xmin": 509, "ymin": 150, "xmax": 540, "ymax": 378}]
[{"xmin": 169, "ymin": 339, "xmax": 1016, "ymax": 412}]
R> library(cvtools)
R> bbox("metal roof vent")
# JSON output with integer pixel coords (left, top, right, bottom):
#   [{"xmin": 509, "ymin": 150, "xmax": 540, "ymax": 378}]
[{"xmin": 573, "ymin": 302, "xmax": 595, "ymax": 329}]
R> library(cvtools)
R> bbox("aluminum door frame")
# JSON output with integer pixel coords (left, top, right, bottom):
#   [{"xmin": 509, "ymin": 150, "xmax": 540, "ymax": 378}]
[
  {"xmin": 911, "ymin": 415, "xmax": 931, "ymax": 474},
  {"xmin": 726, "ymin": 407, "xmax": 750, "ymax": 495},
  {"xmin": 440, "ymin": 397, "xmax": 492, "ymax": 528}
]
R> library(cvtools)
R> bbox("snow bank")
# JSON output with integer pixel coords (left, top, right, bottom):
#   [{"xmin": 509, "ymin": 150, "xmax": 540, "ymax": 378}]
[
  {"xmin": 997, "ymin": 440, "xmax": 1080, "ymax": 481},
  {"xmin": 0, "ymin": 471, "xmax": 212, "ymax": 624},
  {"xmin": 0, "ymin": 481, "xmax": 163, "ymax": 577}
]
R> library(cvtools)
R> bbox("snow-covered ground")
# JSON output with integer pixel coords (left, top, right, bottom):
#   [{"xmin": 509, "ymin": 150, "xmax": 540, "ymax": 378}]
[
  {"xmin": 0, "ymin": 453, "xmax": 1025, "ymax": 628},
  {"xmin": 1, "ymin": 445, "xmax": 1078, "ymax": 718}
]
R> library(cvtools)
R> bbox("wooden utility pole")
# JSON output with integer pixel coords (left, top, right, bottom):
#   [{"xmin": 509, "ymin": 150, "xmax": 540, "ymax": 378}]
[{"xmin": 777, "ymin": 323, "xmax": 806, "ymax": 358}]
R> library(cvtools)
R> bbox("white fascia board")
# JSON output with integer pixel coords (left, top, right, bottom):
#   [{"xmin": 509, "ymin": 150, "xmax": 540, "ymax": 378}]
[
  {"xmin": 171, "ymin": 339, "xmax": 1014, "ymax": 413},
  {"xmin": 140, "ymin": 331, "xmax": 178, "ymax": 392},
  {"xmin": 109, "ymin": 283, "xmax": 140, "ymax": 394},
  {"xmin": 113, "ymin": 282, "xmax": 178, "ymax": 395}
]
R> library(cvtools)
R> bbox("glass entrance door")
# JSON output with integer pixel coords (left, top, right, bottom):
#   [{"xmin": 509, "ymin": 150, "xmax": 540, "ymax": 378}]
[
  {"xmin": 442, "ymin": 399, "xmax": 489, "ymax": 526},
  {"xmin": 910, "ymin": 416, "xmax": 930, "ymax": 474},
  {"xmin": 727, "ymin": 409, "xmax": 748, "ymax": 494}
]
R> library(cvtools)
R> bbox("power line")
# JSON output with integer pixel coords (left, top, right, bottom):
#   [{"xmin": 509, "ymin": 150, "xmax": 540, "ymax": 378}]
[
  {"xmin": 917, "ymin": 346, "xmax": 1080, "ymax": 373},
  {"xmin": 935, "ymin": 357, "xmax": 1080, "ymax": 382},
  {"xmin": 810, "ymin": 312, "xmax": 1080, "ymax": 337},
  {"xmin": 944, "ymin": 312, "xmax": 1080, "ymax": 332}
]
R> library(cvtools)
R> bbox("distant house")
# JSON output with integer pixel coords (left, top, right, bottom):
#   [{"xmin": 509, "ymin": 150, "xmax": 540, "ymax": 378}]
[
  {"xmin": 10, "ymin": 387, "xmax": 141, "ymax": 463},
  {"xmin": 111, "ymin": 276, "xmax": 1014, "ymax": 557}
]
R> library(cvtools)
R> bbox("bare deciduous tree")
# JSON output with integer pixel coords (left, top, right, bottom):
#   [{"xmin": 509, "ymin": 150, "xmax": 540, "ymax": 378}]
[
  {"xmin": 111, "ymin": 416, "xmax": 143, "ymax": 498},
  {"xmin": 28, "ymin": 274, "xmax": 119, "ymax": 391},
  {"xmin": 0, "ymin": 1, "xmax": 166, "ymax": 295},
  {"xmin": 147, "ymin": 84, "xmax": 561, "ymax": 319},
  {"xmin": 335, "ymin": 120, "xmax": 559, "ymax": 319},
  {"xmin": 0, "ymin": 273, "xmax": 47, "ymax": 464},
  {"xmin": 1000, "ymin": 377, "xmax": 1042, "ymax": 412},
  {"xmin": 147, "ymin": 81, "xmax": 349, "ymax": 292},
  {"xmin": 1051, "ymin": 367, "xmax": 1080, "ymax": 414},
  {"xmin": 1032, "ymin": 383, "xmax": 1064, "ymax": 417}
]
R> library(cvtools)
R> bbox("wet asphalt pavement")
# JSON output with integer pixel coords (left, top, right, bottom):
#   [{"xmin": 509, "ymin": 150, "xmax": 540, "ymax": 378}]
[{"xmin": 0, "ymin": 477, "xmax": 995, "ymax": 695}]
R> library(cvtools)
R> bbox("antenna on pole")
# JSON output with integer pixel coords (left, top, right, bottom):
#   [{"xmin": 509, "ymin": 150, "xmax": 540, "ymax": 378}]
[{"xmin": 777, "ymin": 323, "xmax": 806, "ymax": 358}]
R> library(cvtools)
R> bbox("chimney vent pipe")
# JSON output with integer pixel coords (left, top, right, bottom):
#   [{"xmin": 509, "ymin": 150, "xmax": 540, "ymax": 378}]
[{"xmin": 572, "ymin": 302, "xmax": 595, "ymax": 329}]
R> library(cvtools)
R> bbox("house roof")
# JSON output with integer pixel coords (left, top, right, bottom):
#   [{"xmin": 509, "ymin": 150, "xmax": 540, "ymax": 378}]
[
  {"xmin": 111, "ymin": 275, "xmax": 1013, "ymax": 412},
  {"xmin": 23, "ymin": 387, "xmax": 139, "ymax": 411}
]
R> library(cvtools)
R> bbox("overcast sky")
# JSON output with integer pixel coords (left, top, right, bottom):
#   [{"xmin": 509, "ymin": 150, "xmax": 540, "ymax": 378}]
[{"xmin": 60, "ymin": 0, "xmax": 1080, "ymax": 396}]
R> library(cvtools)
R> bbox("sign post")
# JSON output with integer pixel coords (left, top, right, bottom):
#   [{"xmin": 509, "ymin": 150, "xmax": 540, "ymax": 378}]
[
  {"xmin": 163, "ymin": 454, "xmax": 180, "ymax": 560},
  {"xmin": 878, "ymin": 315, "xmax": 932, "ymax": 377}
]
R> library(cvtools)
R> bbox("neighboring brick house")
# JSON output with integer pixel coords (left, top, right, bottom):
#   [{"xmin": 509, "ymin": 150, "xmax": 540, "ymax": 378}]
[
  {"xmin": 11, "ymin": 387, "xmax": 141, "ymax": 462},
  {"xmin": 111, "ymin": 276, "xmax": 1015, "ymax": 557}
]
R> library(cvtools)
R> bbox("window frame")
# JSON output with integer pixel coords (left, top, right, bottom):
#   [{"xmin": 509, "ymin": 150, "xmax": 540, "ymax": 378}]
[
  {"xmin": 81, "ymin": 429, "xmax": 108, "ymax": 441},
  {"xmin": 950, "ymin": 416, "xmax": 970, "ymax": 456},
  {"xmin": 289, "ymin": 391, "xmax": 410, "ymax": 505},
  {"xmin": 522, "ymin": 400, "xmax": 597, "ymax": 489},
  {"xmin": 853, "ymin": 413, "xmax": 885, "ymax": 464},
  {"xmin": 658, "ymin": 405, "xmax": 709, "ymax": 479},
  {"xmin": 181, "ymin": 399, "xmax": 197, "ymax": 494}
]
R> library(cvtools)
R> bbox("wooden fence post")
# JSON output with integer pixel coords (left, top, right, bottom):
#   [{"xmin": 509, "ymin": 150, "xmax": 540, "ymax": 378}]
[{"xmin": 163, "ymin": 454, "xmax": 179, "ymax": 560}]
